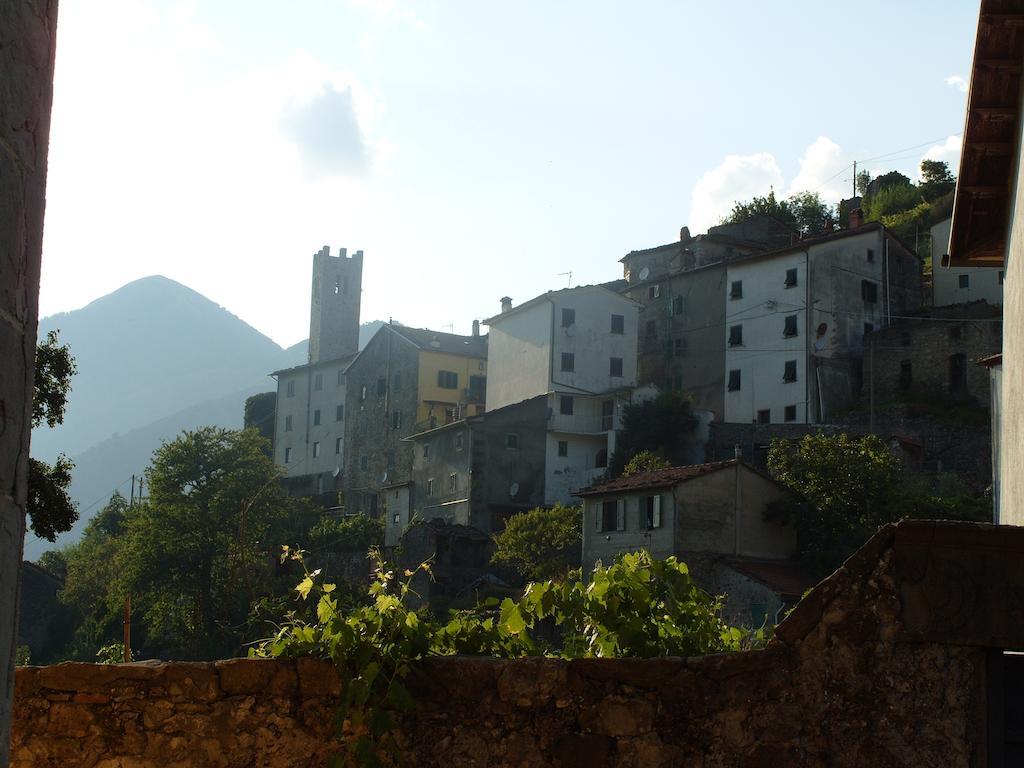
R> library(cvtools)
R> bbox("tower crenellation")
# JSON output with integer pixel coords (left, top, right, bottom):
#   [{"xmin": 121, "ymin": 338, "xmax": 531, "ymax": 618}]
[{"xmin": 309, "ymin": 245, "xmax": 363, "ymax": 363}]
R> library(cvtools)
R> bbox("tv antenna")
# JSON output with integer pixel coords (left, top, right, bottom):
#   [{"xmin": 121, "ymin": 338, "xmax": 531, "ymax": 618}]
[{"xmin": 557, "ymin": 271, "xmax": 573, "ymax": 288}]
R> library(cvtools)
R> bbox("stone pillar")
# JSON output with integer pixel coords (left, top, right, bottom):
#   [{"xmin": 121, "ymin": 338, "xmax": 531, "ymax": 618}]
[{"xmin": 0, "ymin": 1, "xmax": 59, "ymax": 764}]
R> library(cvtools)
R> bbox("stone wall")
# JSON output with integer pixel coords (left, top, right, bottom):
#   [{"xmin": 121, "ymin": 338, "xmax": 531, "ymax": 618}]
[{"xmin": 13, "ymin": 520, "xmax": 1019, "ymax": 767}]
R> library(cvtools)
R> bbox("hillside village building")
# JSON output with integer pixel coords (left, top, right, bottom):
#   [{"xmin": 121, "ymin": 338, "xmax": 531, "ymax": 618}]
[
  {"xmin": 483, "ymin": 286, "xmax": 640, "ymax": 502},
  {"xmin": 723, "ymin": 220, "xmax": 922, "ymax": 424},
  {"xmin": 272, "ymin": 246, "xmax": 363, "ymax": 499},
  {"xmin": 932, "ymin": 216, "xmax": 1004, "ymax": 307},
  {"xmin": 576, "ymin": 459, "xmax": 806, "ymax": 627}
]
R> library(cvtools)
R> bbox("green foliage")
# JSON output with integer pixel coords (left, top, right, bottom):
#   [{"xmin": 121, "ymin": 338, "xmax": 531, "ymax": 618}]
[
  {"xmin": 855, "ymin": 169, "xmax": 872, "ymax": 195},
  {"xmin": 919, "ymin": 159, "xmax": 956, "ymax": 200},
  {"xmin": 15, "ymin": 646, "xmax": 31, "ymax": 666},
  {"xmin": 622, "ymin": 450, "xmax": 671, "ymax": 477},
  {"xmin": 609, "ymin": 391, "xmax": 697, "ymax": 476},
  {"xmin": 96, "ymin": 642, "xmax": 130, "ymax": 664},
  {"xmin": 244, "ymin": 391, "xmax": 277, "ymax": 449},
  {"xmin": 721, "ymin": 189, "xmax": 835, "ymax": 235},
  {"xmin": 490, "ymin": 504, "xmax": 582, "ymax": 582},
  {"xmin": 36, "ymin": 549, "xmax": 68, "ymax": 581},
  {"xmin": 29, "ymin": 329, "xmax": 79, "ymax": 541},
  {"xmin": 308, "ymin": 515, "xmax": 384, "ymax": 555},
  {"xmin": 254, "ymin": 548, "xmax": 751, "ymax": 763}
]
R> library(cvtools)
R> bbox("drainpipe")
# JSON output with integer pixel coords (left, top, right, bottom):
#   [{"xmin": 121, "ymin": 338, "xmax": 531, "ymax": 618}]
[{"xmin": 733, "ymin": 444, "xmax": 742, "ymax": 556}]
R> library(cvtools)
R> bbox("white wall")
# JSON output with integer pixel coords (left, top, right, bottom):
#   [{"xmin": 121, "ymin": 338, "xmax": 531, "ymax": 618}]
[
  {"xmin": 724, "ymin": 251, "xmax": 808, "ymax": 424},
  {"xmin": 932, "ymin": 218, "xmax": 1005, "ymax": 306},
  {"xmin": 274, "ymin": 362, "xmax": 348, "ymax": 480},
  {"xmin": 483, "ymin": 301, "xmax": 552, "ymax": 411}
]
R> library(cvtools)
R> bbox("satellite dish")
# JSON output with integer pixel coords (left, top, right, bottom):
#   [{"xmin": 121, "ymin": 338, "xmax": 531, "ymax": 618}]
[
  {"xmin": 639, "ymin": 266, "xmax": 650, "ymax": 281},
  {"xmin": 509, "ymin": 481, "xmax": 519, "ymax": 498},
  {"xmin": 332, "ymin": 467, "xmax": 341, "ymax": 478},
  {"xmin": 381, "ymin": 471, "xmax": 389, "ymax": 483}
]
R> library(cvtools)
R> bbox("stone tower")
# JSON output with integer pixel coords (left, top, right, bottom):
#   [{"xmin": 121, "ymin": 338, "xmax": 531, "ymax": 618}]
[{"xmin": 308, "ymin": 245, "xmax": 363, "ymax": 364}]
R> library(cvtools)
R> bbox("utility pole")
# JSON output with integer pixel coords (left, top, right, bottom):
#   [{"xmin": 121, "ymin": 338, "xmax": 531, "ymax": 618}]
[
  {"xmin": 129, "ymin": 475, "xmax": 136, "ymax": 508},
  {"xmin": 869, "ymin": 337, "xmax": 875, "ymax": 435},
  {"xmin": 137, "ymin": 476, "xmax": 144, "ymax": 505},
  {"xmin": 852, "ymin": 160, "xmax": 858, "ymax": 199}
]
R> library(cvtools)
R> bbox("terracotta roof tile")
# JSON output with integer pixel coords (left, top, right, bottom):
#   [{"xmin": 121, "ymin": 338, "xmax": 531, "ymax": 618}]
[{"xmin": 576, "ymin": 459, "xmax": 739, "ymax": 496}]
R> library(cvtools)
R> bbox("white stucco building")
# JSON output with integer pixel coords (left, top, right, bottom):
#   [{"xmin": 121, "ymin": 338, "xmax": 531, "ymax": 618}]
[
  {"xmin": 723, "ymin": 222, "xmax": 923, "ymax": 424},
  {"xmin": 932, "ymin": 216, "xmax": 1005, "ymax": 307},
  {"xmin": 484, "ymin": 285, "xmax": 640, "ymax": 504}
]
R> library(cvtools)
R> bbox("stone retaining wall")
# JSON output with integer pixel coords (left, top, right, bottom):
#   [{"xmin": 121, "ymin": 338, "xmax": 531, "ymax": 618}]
[{"xmin": 13, "ymin": 521, "xmax": 1017, "ymax": 767}]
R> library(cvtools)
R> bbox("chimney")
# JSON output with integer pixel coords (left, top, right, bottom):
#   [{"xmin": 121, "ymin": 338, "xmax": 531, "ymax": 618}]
[
  {"xmin": 679, "ymin": 226, "xmax": 692, "ymax": 243},
  {"xmin": 849, "ymin": 207, "xmax": 864, "ymax": 230},
  {"xmin": 472, "ymin": 319, "xmax": 480, "ymax": 337},
  {"xmin": 500, "ymin": 296, "xmax": 513, "ymax": 314}
]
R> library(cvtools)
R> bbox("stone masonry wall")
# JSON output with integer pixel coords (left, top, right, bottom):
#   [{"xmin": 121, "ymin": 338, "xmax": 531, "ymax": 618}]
[{"xmin": 12, "ymin": 521, "xmax": 1009, "ymax": 767}]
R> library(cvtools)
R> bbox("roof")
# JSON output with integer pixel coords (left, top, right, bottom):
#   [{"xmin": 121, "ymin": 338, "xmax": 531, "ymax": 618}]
[
  {"xmin": 948, "ymin": 0, "xmax": 1024, "ymax": 267},
  {"xmin": 388, "ymin": 325, "xmax": 488, "ymax": 358},
  {"xmin": 575, "ymin": 459, "xmax": 741, "ymax": 497},
  {"xmin": 272, "ymin": 352, "xmax": 358, "ymax": 377},
  {"xmin": 724, "ymin": 558, "xmax": 813, "ymax": 600},
  {"xmin": 726, "ymin": 221, "xmax": 919, "ymax": 269},
  {"xmin": 482, "ymin": 284, "xmax": 637, "ymax": 326},
  {"xmin": 978, "ymin": 352, "xmax": 1003, "ymax": 367}
]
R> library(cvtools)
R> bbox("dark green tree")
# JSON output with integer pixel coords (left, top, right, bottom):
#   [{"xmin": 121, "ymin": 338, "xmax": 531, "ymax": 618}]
[
  {"xmin": 721, "ymin": 190, "xmax": 796, "ymax": 228},
  {"xmin": 491, "ymin": 503, "xmax": 582, "ymax": 582},
  {"xmin": 622, "ymin": 450, "xmax": 671, "ymax": 477},
  {"xmin": 243, "ymin": 391, "xmax": 277, "ymax": 449},
  {"xmin": 29, "ymin": 330, "xmax": 78, "ymax": 540},
  {"xmin": 609, "ymin": 391, "xmax": 698, "ymax": 476},
  {"xmin": 919, "ymin": 159, "xmax": 956, "ymax": 200}
]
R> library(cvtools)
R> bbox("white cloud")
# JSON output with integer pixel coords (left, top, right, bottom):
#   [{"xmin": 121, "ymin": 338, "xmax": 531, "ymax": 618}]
[
  {"xmin": 945, "ymin": 75, "xmax": 969, "ymax": 93},
  {"xmin": 688, "ymin": 153, "xmax": 784, "ymax": 232},
  {"xmin": 784, "ymin": 136, "xmax": 853, "ymax": 200},
  {"xmin": 921, "ymin": 134, "xmax": 963, "ymax": 176},
  {"xmin": 347, "ymin": 0, "xmax": 430, "ymax": 30}
]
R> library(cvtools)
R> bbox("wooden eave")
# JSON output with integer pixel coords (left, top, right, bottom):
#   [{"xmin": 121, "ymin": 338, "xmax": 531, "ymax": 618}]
[{"xmin": 949, "ymin": 0, "xmax": 1024, "ymax": 268}]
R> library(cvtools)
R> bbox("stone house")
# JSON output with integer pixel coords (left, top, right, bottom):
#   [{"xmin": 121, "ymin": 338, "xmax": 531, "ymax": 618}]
[
  {"xmin": 863, "ymin": 301, "xmax": 1002, "ymax": 409},
  {"xmin": 724, "ymin": 219, "xmax": 923, "ymax": 425},
  {"xmin": 272, "ymin": 246, "xmax": 362, "ymax": 500},
  {"xmin": 620, "ymin": 216, "xmax": 797, "ymax": 417},
  {"xmin": 576, "ymin": 459, "xmax": 807, "ymax": 627},
  {"xmin": 947, "ymin": 0, "xmax": 1023, "ymax": 524},
  {"xmin": 342, "ymin": 323, "xmax": 487, "ymax": 517}
]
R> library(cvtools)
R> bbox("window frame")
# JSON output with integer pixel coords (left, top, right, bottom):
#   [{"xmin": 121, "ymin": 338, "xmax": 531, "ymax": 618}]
[
  {"xmin": 728, "ymin": 369, "xmax": 741, "ymax": 391},
  {"xmin": 728, "ymin": 325, "xmax": 743, "ymax": 347},
  {"xmin": 609, "ymin": 356, "xmax": 623, "ymax": 377},
  {"xmin": 783, "ymin": 360, "xmax": 798, "ymax": 383},
  {"xmin": 561, "ymin": 352, "xmax": 575, "ymax": 373},
  {"xmin": 610, "ymin": 314, "xmax": 625, "ymax": 334},
  {"xmin": 561, "ymin": 307, "xmax": 576, "ymax": 327}
]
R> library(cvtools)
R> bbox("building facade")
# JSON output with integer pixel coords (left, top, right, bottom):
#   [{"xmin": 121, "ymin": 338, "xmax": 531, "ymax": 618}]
[
  {"xmin": 932, "ymin": 217, "xmax": 1004, "ymax": 307},
  {"xmin": 724, "ymin": 222, "xmax": 923, "ymax": 424}
]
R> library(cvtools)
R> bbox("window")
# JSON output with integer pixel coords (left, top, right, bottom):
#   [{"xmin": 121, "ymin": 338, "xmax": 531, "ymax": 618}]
[
  {"xmin": 313, "ymin": 409, "xmax": 321, "ymax": 426},
  {"xmin": 561, "ymin": 308, "xmax": 576, "ymax": 327},
  {"xmin": 601, "ymin": 400, "xmax": 614, "ymax": 431},
  {"xmin": 949, "ymin": 353, "xmax": 967, "ymax": 394},
  {"xmin": 444, "ymin": 407, "xmax": 456, "ymax": 424},
  {"xmin": 861, "ymin": 280, "xmax": 878, "ymax": 303},
  {"xmin": 368, "ymin": 495, "xmax": 378, "ymax": 515},
  {"xmin": 900, "ymin": 360, "xmax": 913, "ymax": 390},
  {"xmin": 609, "ymin": 357, "xmax": 623, "ymax": 377},
  {"xmin": 785, "ymin": 268, "xmax": 798, "ymax": 287},
  {"xmin": 336, "ymin": 404, "xmax": 344, "ymax": 421},
  {"xmin": 506, "ymin": 433, "xmax": 520, "ymax": 450},
  {"xmin": 729, "ymin": 325, "xmax": 743, "ymax": 346},
  {"xmin": 730, "ymin": 280, "xmax": 743, "ymax": 299},
  {"xmin": 427, "ymin": 478, "xmax": 434, "ymax": 496},
  {"xmin": 468, "ymin": 375, "xmax": 486, "ymax": 399},
  {"xmin": 284, "ymin": 447, "xmax": 292, "ymax": 463},
  {"xmin": 360, "ymin": 385, "xmax": 367, "ymax": 401},
  {"xmin": 595, "ymin": 448, "xmax": 608, "ymax": 468},
  {"xmin": 611, "ymin": 314, "xmax": 624, "ymax": 334},
  {"xmin": 728, "ymin": 369, "xmax": 741, "ymax": 391},
  {"xmin": 360, "ymin": 455, "xmax": 368, "ymax": 471},
  {"xmin": 314, "ymin": 373, "xmax": 323, "ymax": 391},
  {"xmin": 312, "ymin": 441, "xmax": 321, "ymax": 458},
  {"xmin": 784, "ymin": 315, "xmax": 798, "ymax": 337},
  {"xmin": 337, "ymin": 369, "xmax": 344, "ymax": 386},
  {"xmin": 437, "ymin": 370, "xmax": 458, "ymax": 389},
  {"xmin": 672, "ymin": 295, "xmax": 684, "ymax": 316},
  {"xmin": 673, "ymin": 338, "xmax": 684, "ymax": 356},
  {"xmin": 784, "ymin": 360, "xmax": 797, "ymax": 383},
  {"xmin": 561, "ymin": 352, "xmax": 575, "ymax": 372},
  {"xmin": 386, "ymin": 450, "xmax": 395, "ymax": 469},
  {"xmin": 598, "ymin": 499, "xmax": 625, "ymax": 532},
  {"xmin": 335, "ymin": 437, "xmax": 342, "ymax": 454},
  {"xmin": 393, "ymin": 513, "xmax": 401, "ymax": 525},
  {"xmin": 390, "ymin": 410, "xmax": 402, "ymax": 429},
  {"xmin": 757, "ymin": 409, "xmax": 770, "ymax": 425},
  {"xmin": 285, "ymin": 415, "xmax": 293, "ymax": 432},
  {"xmin": 377, "ymin": 377, "xmax": 386, "ymax": 396},
  {"xmin": 558, "ymin": 440, "xmax": 568, "ymax": 457},
  {"xmin": 286, "ymin": 380, "xmax": 295, "ymax": 397},
  {"xmin": 648, "ymin": 285, "xmax": 661, "ymax": 299},
  {"xmin": 455, "ymin": 432, "xmax": 464, "ymax": 451},
  {"xmin": 867, "ymin": 248, "xmax": 875, "ymax": 263},
  {"xmin": 784, "ymin": 405, "xmax": 797, "ymax": 422},
  {"xmin": 448, "ymin": 473, "xmax": 457, "ymax": 493},
  {"xmin": 560, "ymin": 395, "xmax": 574, "ymax": 415},
  {"xmin": 644, "ymin": 495, "xmax": 662, "ymax": 529},
  {"xmin": 645, "ymin": 319, "xmax": 657, "ymax": 337},
  {"xmin": 958, "ymin": 274, "xmax": 970, "ymax": 289},
  {"xmin": 423, "ymin": 444, "xmax": 431, "ymax": 460},
  {"xmin": 393, "ymin": 371, "xmax": 402, "ymax": 391}
]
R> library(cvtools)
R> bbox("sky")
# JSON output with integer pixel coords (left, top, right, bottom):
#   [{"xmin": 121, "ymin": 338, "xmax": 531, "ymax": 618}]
[{"xmin": 39, "ymin": 0, "xmax": 977, "ymax": 348}]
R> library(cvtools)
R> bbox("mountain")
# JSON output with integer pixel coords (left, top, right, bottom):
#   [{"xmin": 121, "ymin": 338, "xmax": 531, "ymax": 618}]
[{"xmin": 25, "ymin": 274, "xmax": 384, "ymax": 559}]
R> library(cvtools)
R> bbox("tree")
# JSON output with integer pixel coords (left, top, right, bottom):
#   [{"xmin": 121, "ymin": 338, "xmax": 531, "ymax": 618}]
[
  {"xmin": 609, "ymin": 391, "xmax": 698, "ymax": 477},
  {"xmin": 919, "ymin": 159, "xmax": 956, "ymax": 200},
  {"xmin": 721, "ymin": 190, "xmax": 795, "ymax": 228},
  {"xmin": 622, "ymin": 450, "xmax": 671, "ymax": 477},
  {"xmin": 116, "ymin": 427, "xmax": 302, "ymax": 659},
  {"xmin": 28, "ymin": 330, "xmax": 78, "ymax": 541},
  {"xmin": 491, "ymin": 504, "xmax": 582, "ymax": 582},
  {"xmin": 787, "ymin": 191, "xmax": 836, "ymax": 235},
  {"xmin": 855, "ymin": 169, "xmax": 872, "ymax": 195},
  {"xmin": 243, "ymin": 392, "xmax": 277, "ymax": 449}
]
